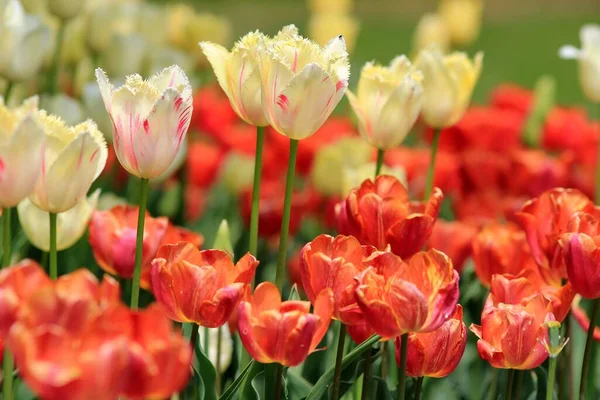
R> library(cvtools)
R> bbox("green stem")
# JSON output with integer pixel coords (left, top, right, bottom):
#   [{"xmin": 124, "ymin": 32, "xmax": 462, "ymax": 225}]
[
  {"xmin": 2, "ymin": 207, "xmax": 13, "ymax": 400},
  {"xmin": 332, "ymin": 323, "xmax": 347, "ymax": 400},
  {"xmin": 274, "ymin": 364, "xmax": 283, "ymax": 400},
  {"xmin": 3, "ymin": 81, "xmax": 14, "ymax": 103},
  {"xmin": 381, "ymin": 341, "xmax": 389, "ymax": 382},
  {"xmin": 424, "ymin": 128, "xmax": 441, "ymax": 200},
  {"xmin": 361, "ymin": 349, "xmax": 373, "ymax": 400},
  {"xmin": 506, "ymin": 369, "xmax": 515, "ymax": 400},
  {"xmin": 216, "ymin": 326, "xmax": 223, "ymax": 396},
  {"xmin": 414, "ymin": 377, "xmax": 424, "ymax": 400},
  {"xmin": 48, "ymin": 21, "xmax": 66, "ymax": 94},
  {"xmin": 203, "ymin": 326, "xmax": 210, "ymax": 356},
  {"xmin": 130, "ymin": 178, "xmax": 149, "ymax": 309},
  {"xmin": 514, "ymin": 370, "xmax": 523, "ymax": 400},
  {"xmin": 397, "ymin": 333, "xmax": 408, "ymax": 400},
  {"xmin": 249, "ymin": 126, "xmax": 265, "ymax": 257},
  {"xmin": 547, "ymin": 356, "xmax": 558, "ymax": 400},
  {"xmin": 375, "ymin": 148, "xmax": 385, "ymax": 178},
  {"xmin": 274, "ymin": 139, "xmax": 298, "ymax": 290},
  {"xmin": 579, "ymin": 298, "xmax": 600, "ymax": 400},
  {"xmin": 190, "ymin": 324, "xmax": 198, "ymax": 354},
  {"xmin": 487, "ymin": 368, "xmax": 498, "ymax": 400},
  {"xmin": 49, "ymin": 212, "xmax": 58, "ymax": 279}
]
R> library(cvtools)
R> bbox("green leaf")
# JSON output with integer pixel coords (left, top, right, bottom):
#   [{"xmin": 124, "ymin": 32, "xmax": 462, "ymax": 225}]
[
  {"xmin": 285, "ymin": 368, "xmax": 313, "ymax": 399},
  {"xmin": 194, "ymin": 340, "xmax": 218, "ymax": 400},
  {"xmin": 240, "ymin": 361, "xmax": 265, "ymax": 400},
  {"xmin": 523, "ymin": 75, "xmax": 556, "ymax": 147},
  {"xmin": 305, "ymin": 335, "xmax": 380, "ymax": 400},
  {"xmin": 219, "ymin": 360, "xmax": 255, "ymax": 400},
  {"xmin": 288, "ymin": 284, "xmax": 302, "ymax": 301},
  {"xmin": 213, "ymin": 220, "xmax": 234, "ymax": 255}
]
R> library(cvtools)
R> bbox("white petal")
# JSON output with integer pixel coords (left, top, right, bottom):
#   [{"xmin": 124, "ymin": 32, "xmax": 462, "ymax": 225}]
[{"xmin": 559, "ymin": 45, "xmax": 581, "ymax": 59}]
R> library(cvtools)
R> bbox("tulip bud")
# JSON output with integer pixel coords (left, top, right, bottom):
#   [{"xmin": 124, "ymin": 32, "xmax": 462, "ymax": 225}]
[
  {"xmin": 347, "ymin": 56, "xmax": 424, "ymax": 150},
  {"xmin": 308, "ymin": 13, "xmax": 360, "ymax": 54},
  {"xmin": 542, "ymin": 321, "xmax": 569, "ymax": 358},
  {"xmin": 213, "ymin": 219, "xmax": 234, "ymax": 255},
  {"xmin": 47, "ymin": 0, "xmax": 85, "ymax": 21},
  {"xmin": 412, "ymin": 13, "xmax": 450, "ymax": 55},
  {"xmin": 523, "ymin": 75, "xmax": 556, "ymax": 147},
  {"xmin": 438, "ymin": 0, "xmax": 483, "ymax": 47},
  {"xmin": 415, "ymin": 47, "xmax": 483, "ymax": 128},
  {"xmin": 559, "ymin": 24, "xmax": 600, "ymax": 103}
]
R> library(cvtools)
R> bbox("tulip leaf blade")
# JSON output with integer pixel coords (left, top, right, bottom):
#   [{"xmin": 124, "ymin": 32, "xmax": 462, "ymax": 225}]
[
  {"xmin": 240, "ymin": 361, "xmax": 265, "ymax": 400},
  {"xmin": 284, "ymin": 368, "xmax": 313, "ymax": 399},
  {"xmin": 305, "ymin": 334, "xmax": 380, "ymax": 400},
  {"xmin": 193, "ymin": 339, "xmax": 218, "ymax": 400},
  {"xmin": 219, "ymin": 360, "xmax": 255, "ymax": 400}
]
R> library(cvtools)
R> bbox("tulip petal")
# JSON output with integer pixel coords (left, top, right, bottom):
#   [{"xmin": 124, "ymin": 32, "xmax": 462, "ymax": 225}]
[
  {"xmin": 564, "ymin": 233, "xmax": 600, "ymax": 299},
  {"xmin": 199, "ymin": 42, "xmax": 232, "ymax": 99}
]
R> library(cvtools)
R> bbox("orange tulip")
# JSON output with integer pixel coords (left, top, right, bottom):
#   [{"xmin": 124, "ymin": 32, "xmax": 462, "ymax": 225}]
[
  {"xmin": 300, "ymin": 234, "xmax": 372, "ymax": 325},
  {"xmin": 151, "ymin": 242, "xmax": 258, "ymax": 327},
  {"xmin": 89, "ymin": 205, "xmax": 203, "ymax": 290},
  {"xmin": 238, "ymin": 282, "xmax": 333, "ymax": 366},
  {"xmin": 515, "ymin": 188, "xmax": 599, "ymax": 286},
  {"xmin": 336, "ymin": 175, "xmax": 443, "ymax": 259},
  {"xmin": 355, "ymin": 249, "xmax": 459, "ymax": 339},
  {"xmin": 472, "ymin": 222, "xmax": 533, "ymax": 287},
  {"xmin": 395, "ymin": 305, "xmax": 466, "ymax": 378},
  {"xmin": 428, "ymin": 220, "xmax": 477, "ymax": 273},
  {"xmin": 0, "ymin": 260, "xmax": 52, "ymax": 335},
  {"xmin": 470, "ymin": 274, "xmax": 553, "ymax": 369}
]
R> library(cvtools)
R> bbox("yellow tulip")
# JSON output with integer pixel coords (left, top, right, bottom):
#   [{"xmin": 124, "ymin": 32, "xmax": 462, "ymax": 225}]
[
  {"xmin": 438, "ymin": 0, "xmax": 483, "ymax": 47},
  {"xmin": 412, "ymin": 13, "xmax": 450, "ymax": 55},
  {"xmin": 60, "ymin": 15, "xmax": 88, "ymax": 66},
  {"xmin": 30, "ymin": 112, "xmax": 107, "ymax": 213},
  {"xmin": 308, "ymin": 12, "xmax": 360, "ymax": 54},
  {"xmin": 200, "ymin": 31, "xmax": 269, "ymax": 126},
  {"xmin": 86, "ymin": 1, "xmax": 137, "ymax": 53},
  {"xmin": 47, "ymin": 0, "xmax": 85, "ymax": 21},
  {"xmin": 137, "ymin": 3, "xmax": 167, "ymax": 46},
  {"xmin": 103, "ymin": 33, "xmax": 147, "ymax": 78},
  {"xmin": 560, "ymin": 24, "xmax": 600, "ymax": 103},
  {"xmin": 166, "ymin": 3, "xmax": 195, "ymax": 49},
  {"xmin": 0, "ymin": 97, "xmax": 46, "ymax": 208},
  {"xmin": 307, "ymin": 0, "xmax": 353, "ymax": 13},
  {"xmin": 342, "ymin": 162, "xmax": 407, "ymax": 197},
  {"xmin": 259, "ymin": 25, "xmax": 350, "ymax": 140},
  {"xmin": 187, "ymin": 13, "xmax": 232, "ymax": 68},
  {"xmin": 18, "ymin": 189, "xmax": 99, "ymax": 251},
  {"xmin": 311, "ymin": 136, "xmax": 372, "ymax": 196},
  {"xmin": 346, "ymin": 56, "xmax": 424, "ymax": 150},
  {"xmin": 0, "ymin": 0, "xmax": 51, "ymax": 82},
  {"xmin": 415, "ymin": 47, "xmax": 483, "ymax": 128}
]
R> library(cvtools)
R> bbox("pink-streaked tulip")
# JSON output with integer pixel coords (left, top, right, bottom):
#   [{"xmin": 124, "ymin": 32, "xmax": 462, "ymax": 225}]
[
  {"xmin": 470, "ymin": 274, "xmax": 553, "ymax": 369},
  {"xmin": 395, "ymin": 305, "xmax": 466, "ymax": 378},
  {"xmin": 355, "ymin": 249, "xmax": 459, "ymax": 339},
  {"xmin": 95, "ymin": 65, "xmax": 193, "ymax": 179},
  {"xmin": 336, "ymin": 175, "xmax": 443, "ymax": 259},
  {"xmin": 0, "ymin": 96, "xmax": 45, "ymax": 208},
  {"xmin": 151, "ymin": 242, "xmax": 258, "ymax": 327},
  {"xmin": 238, "ymin": 282, "xmax": 333, "ymax": 366},
  {"xmin": 258, "ymin": 25, "xmax": 350, "ymax": 140}
]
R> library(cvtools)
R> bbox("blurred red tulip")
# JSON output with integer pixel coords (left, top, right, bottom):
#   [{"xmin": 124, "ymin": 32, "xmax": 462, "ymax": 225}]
[
  {"xmin": 453, "ymin": 190, "xmax": 526, "ymax": 224},
  {"xmin": 506, "ymin": 149, "xmax": 570, "ymax": 198},
  {"xmin": 470, "ymin": 274, "xmax": 552, "ymax": 369},
  {"xmin": 542, "ymin": 107, "xmax": 594, "ymax": 153},
  {"xmin": 151, "ymin": 242, "xmax": 257, "ymax": 327},
  {"xmin": 336, "ymin": 175, "xmax": 443, "ymax": 259},
  {"xmin": 515, "ymin": 188, "xmax": 599, "ymax": 286},
  {"xmin": 489, "ymin": 84, "xmax": 533, "ymax": 116},
  {"xmin": 191, "ymin": 85, "xmax": 238, "ymax": 139},
  {"xmin": 187, "ymin": 141, "xmax": 224, "ymax": 188},
  {"xmin": 239, "ymin": 282, "xmax": 333, "ymax": 366},
  {"xmin": 355, "ymin": 249, "xmax": 459, "ymax": 338},
  {"xmin": 429, "ymin": 220, "xmax": 477, "ymax": 273},
  {"xmin": 395, "ymin": 305, "xmax": 466, "ymax": 378}
]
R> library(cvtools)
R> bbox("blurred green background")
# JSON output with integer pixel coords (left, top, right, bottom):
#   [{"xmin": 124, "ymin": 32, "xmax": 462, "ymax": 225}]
[{"xmin": 160, "ymin": 0, "xmax": 600, "ymax": 110}]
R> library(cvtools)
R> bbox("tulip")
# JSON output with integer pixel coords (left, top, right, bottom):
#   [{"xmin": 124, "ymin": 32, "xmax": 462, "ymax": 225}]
[
  {"xmin": 472, "ymin": 222, "xmax": 533, "ymax": 287},
  {"xmin": 470, "ymin": 274, "xmax": 553, "ymax": 369},
  {"xmin": 258, "ymin": 24, "xmax": 350, "ymax": 140},
  {"xmin": 300, "ymin": 234, "xmax": 370, "ymax": 325},
  {"xmin": 308, "ymin": 13, "xmax": 360, "ymax": 54},
  {"xmin": 238, "ymin": 282, "xmax": 333, "ymax": 366},
  {"xmin": 86, "ymin": 2, "xmax": 138, "ymax": 54},
  {"xmin": 515, "ymin": 188, "xmax": 599, "ymax": 287},
  {"xmin": 438, "ymin": 0, "xmax": 483, "ymax": 47},
  {"xmin": 200, "ymin": 31, "xmax": 269, "ymax": 126},
  {"xmin": 342, "ymin": 161, "xmax": 407, "ymax": 198},
  {"xmin": 428, "ymin": 220, "xmax": 477, "ymax": 273},
  {"xmin": 415, "ymin": 47, "xmax": 483, "ymax": 128},
  {"xmin": 29, "ymin": 113, "xmax": 107, "ymax": 213},
  {"xmin": 103, "ymin": 34, "xmax": 148, "ymax": 79},
  {"xmin": 336, "ymin": 175, "xmax": 443, "ymax": 259},
  {"xmin": 559, "ymin": 24, "xmax": 600, "ymax": 103},
  {"xmin": 60, "ymin": 15, "xmax": 87, "ymax": 66},
  {"xmin": 0, "ymin": 0, "xmax": 51, "ymax": 82},
  {"xmin": 412, "ymin": 13, "xmax": 450, "ymax": 55},
  {"xmin": 355, "ymin": 249, "xmax": 460, "ymax": 338},
  {"xmin": 136, "ymin": 3, "xmax": 168, "ymax": 47},
  {"xmin": 95, "ymin": 65, "xmax": 193, "ymax": 179},
  {"xmin": 151, "ymin": 242, "xmax": 258, "ymax": 327},
  {"xmin": 307, "ymin": 0, "xmax": 353, "ymax": 13},
  {"xmin": 18, "ymin": 189, "xmax": 99, "ymax": 252},
  {"xmin": 42, "ymin": 93, "xmax": 86, "ymax": 126},
  {"xmin": 346, "ymin": 56, "xmax": 424, "ymax": 150},
  {"xmin": 395, "ymin": 305, "xmax": 466, "ymax": 377},
  {"xmin": 0, "ymin": 97, "xmax": 45, "ymax": 208},
  {"xmin": 47, "ymin": 0, "xmax": 85, "ymax": 21},
  {"xmin": 146, "ymin": 46, "xmax": 194, "ymax": 77},
  {"xmin": 81, "ymin": 83, "xmax": 113, "ymax": 141}
]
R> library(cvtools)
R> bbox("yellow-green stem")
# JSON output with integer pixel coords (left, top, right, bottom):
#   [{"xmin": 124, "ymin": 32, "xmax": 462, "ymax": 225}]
[
  {"xmin": 397, "ymin": 333, "xmax": 408, "ymax": 400},
  {"xmin": 2, "ymin": 207, "xmax": 13, "ymax": 400},
  {"xmin": 249, "ymin": 126, "xmax": 265, "ymax": 258},
  {"xmin": 332, "ymin": 324, "xmax": 347, "ymax": 400},
  {"xmin": 47, "ymin": 21, "xmax": 65, "ymax": 94},
  {"xmin": 274, "ymin": 139, "xmax": 298, "ymax": 290},
  {"xmin": 216, "ymin": 326, "xmax": 223, "ymax": 396},
  {"xmin": 130, "ymin": 178, "xmax": 149, "ymax": 309},
  {"xmin": 375, "ymin": 148, "xmax": 385, "ymax": 178},
  {"xmin": 3, "ymin": 81, "xmax": 14, "ymax": 103},
  {"xmin": 506, "ymin": 369, "xmax": 515, "ymax": 400},
  {"xmin": 547, "ymin": 356, "xmax": 558, "ymax": 400},
  {"xmin": 424, "ymin": 128, "xmax": 441, "ymax": 200},
  {"xmin": 579, "ymin": 298, "xmax": 600, "ymax": 400},
  {"xmin": 49, "ymin": 212, "xmax": 58, "ymax": 279}
]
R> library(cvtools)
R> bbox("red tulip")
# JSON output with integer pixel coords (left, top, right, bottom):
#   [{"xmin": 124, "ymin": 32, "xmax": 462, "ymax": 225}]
[
  {"xmin": 336, "ymin": 175, "xmax": 443, "ymax": 259},
  {"xmin": 395, "ymin": 305, "xmax": 466, "ymax": 378},
  {"xmin": 355, "ymin": 249, "xmax": 459, "ymax": 338},
  {"xmin": 489, "ymin": 84, "xmax": 533, "ymax": 116},
  {"xmin": 186, "ymin": 141, "xmax": 224, "ymax": 188},
  {"xmin": 470, "ymin": 274, "xmax": 553, "ymax": 369},
  {"xmin": 428, "ymin": 220, "xmax": 477, "ymax": 273},
  {"xmin": 151, "ymin": 242, "xmax": 258, "ymax": 327},
  {"xmin": 515, "ymin": 188, "xmax": 599, "ymax": 286},
  {"xmin": 238, "ymin": 282, "xmax": 333, "ymax": 366},
  {"xmin": 571, "ymin": 296, "xmax": 600, "ymax": 342}
]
